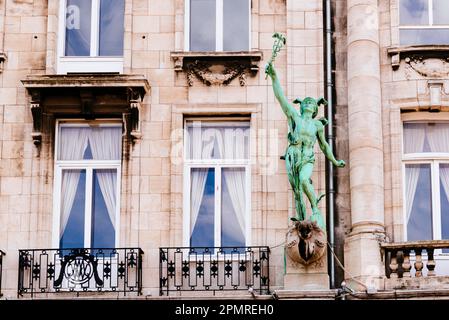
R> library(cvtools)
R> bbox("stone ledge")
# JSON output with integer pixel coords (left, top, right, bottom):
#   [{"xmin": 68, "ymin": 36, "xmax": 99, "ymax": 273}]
[
  {"xmin": 273, "ymin": 290, "xmax": 337, "ymax": 300},
  {"xmin": 21, "ymin": 74, "xmax": 150, "ymax": 93}
]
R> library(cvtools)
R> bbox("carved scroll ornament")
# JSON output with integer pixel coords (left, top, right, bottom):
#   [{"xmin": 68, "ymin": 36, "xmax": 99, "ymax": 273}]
[
  {"xmin": 405, "ymin": 56, "xmax": 449, "ymax": 78},
  {"xmin": 186, "ymin": 60, "xmax": 246, "ymax": 86}
]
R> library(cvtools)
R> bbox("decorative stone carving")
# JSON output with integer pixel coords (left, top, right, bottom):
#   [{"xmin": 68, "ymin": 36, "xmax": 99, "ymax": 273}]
[
  {"xmin": 387, "ymin": 45, "xmax": 449, "ymax": 76},
  {"xmin": 405, "ymin": 56, "xmax": 449, "ymax": 78},
  {"xmin": 30, "ymin": 90, "xmax": 42, "ymax": 146},
  {"xmin": 286, "ymin": 220, "xmax": 326, "ymax": 266},
  {"xmin": 171, "ymin": 51, "xmax": 263, "ymax": 86},
  {"xmin": 187, "ymin": 60, "xmax": 247, "ymax": 86}
]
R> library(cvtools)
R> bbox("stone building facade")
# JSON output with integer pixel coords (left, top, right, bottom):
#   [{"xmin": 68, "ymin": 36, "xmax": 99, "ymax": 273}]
[{"xmin": 0, "ymin": 0, "xmax": 448, "ymax": 300}]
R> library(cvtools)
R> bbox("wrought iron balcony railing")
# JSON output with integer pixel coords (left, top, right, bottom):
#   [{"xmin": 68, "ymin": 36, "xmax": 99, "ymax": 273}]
[
  {"xmin": 18, "ymin": 248, "xmax": 143, "ymax": 297},
  {"xmin": 381, "ymin": 240, "xmax": 449, "ymax": 279},
  {"xmin": 159, "ymin": 246, "xmax": 270, "ymax": 296},
  {"xmin": 0, "ymin": 250, "xmax": 5, "ymax": 298}
]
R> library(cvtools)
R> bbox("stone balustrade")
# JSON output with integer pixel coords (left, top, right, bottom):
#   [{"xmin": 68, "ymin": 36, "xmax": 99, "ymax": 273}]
[{"xmin": 381, "ymin": 240, "xmax": 449, "ymax": 279}]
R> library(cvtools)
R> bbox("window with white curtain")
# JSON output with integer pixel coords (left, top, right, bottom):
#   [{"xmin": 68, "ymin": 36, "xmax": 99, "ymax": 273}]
[
  {"xmin": 399, "ymin": 0, "xmax": 449, "ymax": 45},
  {"xmin": 57, "ymin": 0, "xmax": 125, "ymax": 74},
  {"xmin": 186, "ymin": 0, "xmax": 250, "ymax": 51},
  {"xmin": 53, "ymin": 122, "xmax": 122, "ymax": 249},
  {"xmin": 403, "ymin": 122, "xmax": 449, "ymax": 245},
  {"xmin": 184, "ymin": 120, "xmax": 251, "ymax": 249}
]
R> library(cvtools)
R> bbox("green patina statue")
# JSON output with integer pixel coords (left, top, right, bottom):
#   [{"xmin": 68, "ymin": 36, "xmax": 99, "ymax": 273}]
[{"xmin": 265, "ymin": 33, "xmax": 345, "ymax": 232}]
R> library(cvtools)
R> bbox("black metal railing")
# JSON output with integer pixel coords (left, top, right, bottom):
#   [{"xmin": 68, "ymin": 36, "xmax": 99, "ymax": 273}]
[
  {"xmin": 0, "ymin": 250, "xmax": 5, "ymax": 298},
  {"xmin": 159, "ymin": 246, "xmax": 270, "ymax": 296},
  {"xmin": 18, "ymin": 248, "xmax": 143, "ymax": 297}
]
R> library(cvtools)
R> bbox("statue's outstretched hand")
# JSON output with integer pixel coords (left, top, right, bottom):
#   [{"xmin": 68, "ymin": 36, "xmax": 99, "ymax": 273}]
[
  {"xmin": 335, "ymin": 159, "xmax": 346, "ymax": 168},
  {"xmin": 265, "ymin": 62, "xmax": 276, "ymax": 78}
]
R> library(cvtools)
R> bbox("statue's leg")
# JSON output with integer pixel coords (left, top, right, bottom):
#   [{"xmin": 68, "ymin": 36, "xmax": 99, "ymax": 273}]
[
  {"xmin": 300, "ymin": 163, "xmax": 325, "ymax": 229},
  {"xmin": 286, "ymin": 147, "xmax": 305, "ymax": 221}
]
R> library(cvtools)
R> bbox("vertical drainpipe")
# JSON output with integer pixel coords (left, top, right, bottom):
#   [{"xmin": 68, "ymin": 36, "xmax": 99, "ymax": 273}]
[{"xmin": 324, "ymin": 0, "xmax": 336, "ymax": 289}]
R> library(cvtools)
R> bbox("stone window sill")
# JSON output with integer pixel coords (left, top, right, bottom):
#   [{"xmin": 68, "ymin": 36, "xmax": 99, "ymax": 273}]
[
  {"xmin": 387, "ymin": 45, "xmax": 449, "ymax": 70},
  {"xmin": 170, "ymin": 51, "xmax": 263, "ymax": 86}
]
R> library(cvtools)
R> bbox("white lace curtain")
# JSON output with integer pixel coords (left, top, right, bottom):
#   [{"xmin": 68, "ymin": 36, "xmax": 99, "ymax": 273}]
[
  {"xmin": 188, "ymin": 123, "xmax": 249, "ymax": 239},
  {"xmin": 404, "ymin": 123, "xmax": 449, "ymax": 226},
  {"xmin": 59, "ymin": 126, "xmax": 121, "ymax": 239}
]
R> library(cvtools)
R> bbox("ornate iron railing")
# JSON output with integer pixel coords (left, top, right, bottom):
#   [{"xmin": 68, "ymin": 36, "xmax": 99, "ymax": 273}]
[
  {"xmin": 18, "ymin": 248, "xmax": 143, "ymax": 297},
  {"xmin": 381, "ymin": 240, "xmax": 449, "ymax": 278},
  {"xmin": 159, "ymin": 246, "xmax": 270, "ymax": 296},
  {"xmin": 0, "ymin": 250, "xmax": 5, "ymax": 297}
]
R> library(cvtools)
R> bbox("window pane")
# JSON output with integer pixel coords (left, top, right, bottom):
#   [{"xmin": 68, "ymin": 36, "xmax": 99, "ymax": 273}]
[
  {"xmin": 223, "ymin": 0, "xmax": 249, "ymax": 51},
  {"xmin": 221, "ymin": 168, "xmax": 246, "ymax": 248},
  {"xmin": 433, "ymin": 0, "xmax": 449, "ymax": 25},
  {"xmin": 440, "ymin": 164, "xmax": 449, "ymax": 247},
  {"xmin": 190, "ymin": 168, "xmax": 215, "ymax": 247},
  {"xmin": 58, "ymin": 126, "xmax": 122, "ymax": 161},
  {"xmin": 403, "ymin": 122, "xmax": 449, "ymax": 154},
  {"xmin": 60, "ymin": 169, "xmax": 86, "ymax": 248},
  {"xmin": 400, "ymin": 29, "xmax": 449, "ymax": 45},
  {"xmin": 406, "ymin": 164, "xmax": 433, "ymax": 241},
  {"xmin": 65, "ymin": 0, "xmax": 91, "ymax": 56},
  {"xmin": 190, "ymin": 0, "xmax": 216, "ymax": 51},
  {"xmin": 91, "ymin": 169, "xmax": 116, "ymax": 248},
  {"xmin": 186, "ymin": 121, "xmax": 250, "ymax": 160},
  {"xmin": 400, "ymin": 0, "xmax": 429, "ymax": 25},
  {"xmin": 99, "ymin": 0, "xmax": 125, "ymax": 56}
]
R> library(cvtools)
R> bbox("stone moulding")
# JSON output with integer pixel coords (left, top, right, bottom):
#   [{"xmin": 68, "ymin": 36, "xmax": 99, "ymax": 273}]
[
  {"xmin": 387, "ymin": 45, "xmax": 449, "ymax": 77},
  {"xmin": 21, "ymin": 74, "xmax": 150, "ymax": 150},
  {"xmin": 170, "ymin": 51, "xmax": 263, "ymax": 86}
]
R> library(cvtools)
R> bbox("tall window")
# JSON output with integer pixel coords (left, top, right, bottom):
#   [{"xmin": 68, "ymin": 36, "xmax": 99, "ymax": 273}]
[
  {"xmin": 403, "ymin": 122, "xmax": 449, "ymax": 244},
  {"xmin": 54, "ymin": 122, "xmax": 122, "ymax": 249},
  {"xmin": 187, "ymin": 0, "xmax": 250, "ymax": 51},
  {"xmin": 399, "ymin": 0, "xmax": 449, "ymax": 45},
  {"xmin": 184, "ymin": 120, "xmax": 251, "ymax": 248},
  {"xmin": 58, "ymin": 0, "xmax": 125, "ymax": 73}
]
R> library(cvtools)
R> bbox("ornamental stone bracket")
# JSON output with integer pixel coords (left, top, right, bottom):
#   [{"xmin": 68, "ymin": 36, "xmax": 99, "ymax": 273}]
[
  {"xmin": 21, "ymin": 74, "xmax": 150, "ymax": 147},
  {"xmin": 387, "ymin": 45, "xmax": 449, "ymax": 77},
  {"xmin": 170, "ymin": 51, "xmax": 263, "ymax": 86},
  {"xmin": 0, "ymin": 52, "xmax": 6, "ymax": 73}
]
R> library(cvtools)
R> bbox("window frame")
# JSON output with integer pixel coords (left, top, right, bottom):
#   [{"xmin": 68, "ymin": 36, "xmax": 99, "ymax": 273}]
[
  {"xmin": 398, "ymin": 0, "xmax": 449, "ymax": 44},
  {"xmin": 57, "ymin": 0, "xmax": 124, "ymax": 74},
  {"xmin": 182, "ymin": 118, "xmax": 252, "ymax": 248},
  {"xmin": 51, "ymin": 120, "xmax": 123, "ymax": 249},
  {"xmin": 402, "ymin": 119, "xmax": 449, "ymax": 256},
  {"xmin": 184, "ymin": 0, "xmax": 252, "ymax": 52}
]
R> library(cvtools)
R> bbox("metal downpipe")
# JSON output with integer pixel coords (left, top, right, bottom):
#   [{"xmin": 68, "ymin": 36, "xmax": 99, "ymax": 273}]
[{"xmin": 324, "ymin": 0, "xmax": 336, "ymax": 289}]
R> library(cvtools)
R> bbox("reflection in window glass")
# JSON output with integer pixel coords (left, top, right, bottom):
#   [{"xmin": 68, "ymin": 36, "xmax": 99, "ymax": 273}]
[
  {"xmin": 440, "ymin": 165, "xmax": 449, "ymax": 251},
  {"xmin": 190, "ymin": 168, "xmax": 215, "ymax": 247},
  {"xmin": 60, "ymin": 170, "xmax": 86, "ymax": 249},
  {"xmin": 99, "ymin": 0, "xmax": 125, "ymax": 56},
  {"xmin": 406, "ymin": 164, "xmax": 433, "ymax": 241},
  {"xmin": 190, "ymin": 0, "xmax": 216, "ymax": 51},
  {"xmin": 223, "ymin": 0, "xmax": 249, "ymax": 51},
  {"xmin": 65, "ymin": 0, "xmax": 91, "ymax": 56},
  {"xmin": 91, "ymin": 169, "xmax": 116, "ymax": 248},
  {"xmin": 400, "ymin": 29, "xmax": 449, "ymax": 45},
  {"xmin": 433, "ymin": 0, "xmax": 449, "ymax": 25},
  {"xmin": 221, "ymin": 168, "xmax": 246, "ymax": 248},
  {"xmin": 400, "ymin": 0, "xmax": 429, "ymax": 25}
]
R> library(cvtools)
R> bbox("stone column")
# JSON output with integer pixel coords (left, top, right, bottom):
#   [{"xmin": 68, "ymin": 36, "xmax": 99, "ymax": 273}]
[{"xmin": 344, "ymin": 0, "xmax": 385, "ymax": 290}]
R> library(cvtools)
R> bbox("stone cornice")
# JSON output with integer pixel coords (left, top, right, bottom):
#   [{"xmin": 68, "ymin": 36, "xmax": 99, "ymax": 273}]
[{"xmin": 21, "ymin": 74, "xmax": 150, "ymax": 149}]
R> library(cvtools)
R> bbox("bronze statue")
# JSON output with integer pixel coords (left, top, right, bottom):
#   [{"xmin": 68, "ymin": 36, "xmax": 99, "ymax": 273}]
[{"xmin": 265, "ymin": 33, "xmax": 345, "ymax": 232}]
